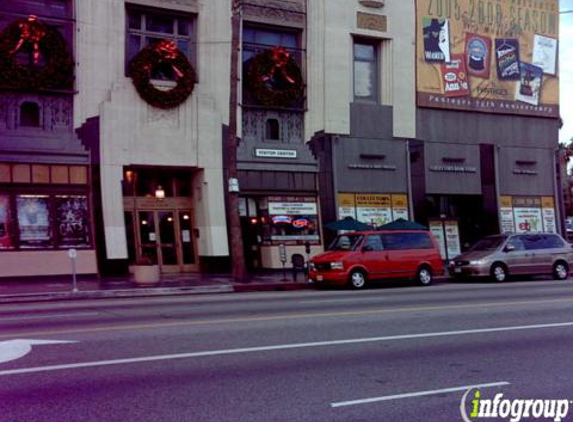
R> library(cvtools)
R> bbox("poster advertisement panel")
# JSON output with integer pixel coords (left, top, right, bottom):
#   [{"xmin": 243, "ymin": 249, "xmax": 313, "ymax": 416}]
[
  {"xmin": 337, "ymin": 193, "xmax": 410, "ymax": 227},
  {"xmin": 513, "ymin": 207, "xmax": 543, "ymax": 233},
  {"xmin": 17, "ymin": 195, "xmax": 51, "ymax": 248},
  {"xmin": 416, "ymin": 0, "xmax": 559, "ymax": 117},
  {"xmin": 541, "ymin": 196, "xmax": 556, "ymax": 233},
  {"xmin": 0, "ymin": 195, "xmax": 12, "ymax": 249},
  {"xmin": 499, "ymin": 195, "xmax": 515, "ymax": 234},
  {"xmin": 337, "ymin": 193, "xmax": 357, "ymax": 220}
]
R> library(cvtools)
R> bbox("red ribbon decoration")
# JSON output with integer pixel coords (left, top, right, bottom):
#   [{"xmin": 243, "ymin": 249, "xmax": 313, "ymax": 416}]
[
  {"xmin": 261, "ymin": 47, "xmax": 296, "ymax": 85},
  {"xmin": 151, "ymin": 40, "xmax": 184, "ymax": 79},
  {"xmin": 9, "ymin": 15, "xmax": 46, "ymax": 65}
]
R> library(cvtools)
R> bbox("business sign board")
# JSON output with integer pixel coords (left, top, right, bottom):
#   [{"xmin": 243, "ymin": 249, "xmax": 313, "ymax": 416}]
[{"xmin": 416, "ymin": 0, "xmax": 559, "ymax": 117}]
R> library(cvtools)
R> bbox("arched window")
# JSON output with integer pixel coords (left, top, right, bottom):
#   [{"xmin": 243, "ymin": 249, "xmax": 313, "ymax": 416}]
[
  {"xmin": 266, "ymin": 118, "xmax": 280, "ymax": 140},
  {"xmin": 20, "ymin": 102, "xmax": 40, "ymax": 127}
]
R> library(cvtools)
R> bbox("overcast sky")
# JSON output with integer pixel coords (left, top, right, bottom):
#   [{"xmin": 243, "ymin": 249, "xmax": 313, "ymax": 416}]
[{"xmin": 560, "ymin": 0, "xmax": 573, "ymax": 144}]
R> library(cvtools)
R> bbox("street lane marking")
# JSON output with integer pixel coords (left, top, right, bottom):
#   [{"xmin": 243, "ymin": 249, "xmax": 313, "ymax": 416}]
[
  {"xmin": 0, "ymin": 312, "xmax": 99, "ymax": 322},
  {"xmin": 330, "ymin": 381, "xmax": 510, "ymax": 408},
  {"xmin": 0, "ymin": 339, "xmax": 78, "ymax": 364},
  {"xmin": 1, "ymin": 322, "xmax": 573, "ymax": 376},
  {"xmin": 4, "ymin": 297, "xmax": 573, "ymax": 339}
]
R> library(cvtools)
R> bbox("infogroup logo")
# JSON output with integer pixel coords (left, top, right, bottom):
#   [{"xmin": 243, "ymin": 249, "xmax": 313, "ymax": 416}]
[{"xmin": 460, "ymin": 388, "xmax": 571, "ymax": 422}]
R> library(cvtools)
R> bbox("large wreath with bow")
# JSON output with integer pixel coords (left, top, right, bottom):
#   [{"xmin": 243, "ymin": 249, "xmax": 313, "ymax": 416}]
[
  {"xmin": 246, "ymin": 47, "xmax": 304, "ymax": 108},
  {"xmin": 0, "ymin": 15, "xmax": 74, "ymax": 90},
  {"xmin": 129, "ymin": 40, "xmax": 196, "ymax": 109}
]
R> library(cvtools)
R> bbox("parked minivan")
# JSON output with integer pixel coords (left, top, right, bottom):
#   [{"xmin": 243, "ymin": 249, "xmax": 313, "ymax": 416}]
[
  {"xmin": 308, "ymin": 230, "xmax": 444, "ymax": 289},
  {"xmin": 449, "ymin": 233, "xmax": 573, "ymax": 282}
]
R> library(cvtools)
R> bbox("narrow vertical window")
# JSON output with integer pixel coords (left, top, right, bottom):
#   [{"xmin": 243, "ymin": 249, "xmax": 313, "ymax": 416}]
[
  {"xmin": 20, "ymin": 102, "xmax": 40, "ymax": 127},
  {"xmin": 353, "ymin": 40, "xmax": 378, "ymax": 102},
  {"xmin": 266, "ymin": 119, "xmax": 280, "ymax": 140}
]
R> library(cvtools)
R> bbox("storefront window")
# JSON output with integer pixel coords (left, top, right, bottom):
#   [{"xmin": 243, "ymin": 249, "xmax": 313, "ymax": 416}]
[
  {"xmin": 0, "ymin": 193, "xmax": 91, "ymax": 251},
  {"xmin": 263, "ymin": 197, "xmax": 320, "ymax": 243},
  {"xmin": 0, "ymin": 195, "xmax": 13, "ymax": 249},
  {"xmin": 56, "ymin": 195, "xmax": 89, "ymax": 247},
  {"xmin": 17, "ymin": 195, "xmax": 52, "ymax": 249}
]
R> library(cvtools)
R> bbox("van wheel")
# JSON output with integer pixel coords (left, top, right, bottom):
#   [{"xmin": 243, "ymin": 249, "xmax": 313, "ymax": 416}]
[
  {"xmin": 553, "ymin": 261, "xmax": 569, "ymax": 280},
  {"xmin": 348, "ymin": 270, "xmax": 367, "ymax": 289},
  {"xmin": 416, "ymin": 266, "xmax": 433, "ymax": 286},
  {"xmin": 490, "ymin": 263, "xmax": 507, "ymax": 282}
]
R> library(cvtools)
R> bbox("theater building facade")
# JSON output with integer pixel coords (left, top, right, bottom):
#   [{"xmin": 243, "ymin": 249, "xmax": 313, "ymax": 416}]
[{"xmin": 311, "ymin": 0, "xmax": 562, "ymax": 260}]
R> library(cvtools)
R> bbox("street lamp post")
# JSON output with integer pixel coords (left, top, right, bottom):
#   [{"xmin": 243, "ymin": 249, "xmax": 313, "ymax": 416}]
[{"xmin": 227, "ymin": 0, "xmax": 248, "ymax": 283}]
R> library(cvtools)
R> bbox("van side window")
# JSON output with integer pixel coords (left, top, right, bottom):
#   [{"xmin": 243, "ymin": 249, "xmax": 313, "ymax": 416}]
[
  {"xmin": 522, "ymin": 235, "xmax": 543, "ymax": 250},
  {"xmin": 381, "ymin": 233, "xmax": 432, "ymax": 250},
  {"xmin": 364, "ymin": 235, "xmax": 383, "ymax": 251},
  {"xmin": 506, "ymin": 237, "xmax": 525, "ymax": 251},
  {"xmin": 540, "ymin": 235, "xmax": 564, "ymax": 249}
]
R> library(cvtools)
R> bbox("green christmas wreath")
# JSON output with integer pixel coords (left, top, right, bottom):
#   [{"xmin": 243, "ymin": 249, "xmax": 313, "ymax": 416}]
[
  {"xmin": 246, "ymin": 47, "xmax": 304, "ymax": 108},
  {"xmin": 0, "ymin": 16, "xmax": 74, "ymax": 91},
  {"xmin": 129, "ymin": 40, "xmax": 196, "ymax": 109}
]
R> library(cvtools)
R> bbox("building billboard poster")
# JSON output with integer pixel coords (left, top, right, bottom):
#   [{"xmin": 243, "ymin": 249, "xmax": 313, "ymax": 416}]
[{"xmin": 416, "ymin": 0, "xmax": 559, "ymax": 117}]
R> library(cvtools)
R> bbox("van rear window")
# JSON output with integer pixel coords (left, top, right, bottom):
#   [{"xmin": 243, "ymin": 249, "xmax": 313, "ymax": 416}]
[{"xmin": 380, "ymin": 233, "xmax": 432, "ymax": 250}]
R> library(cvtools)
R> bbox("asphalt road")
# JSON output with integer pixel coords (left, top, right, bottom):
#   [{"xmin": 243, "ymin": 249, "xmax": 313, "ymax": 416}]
[{"xmin": 2, "ymin": 278, "xmax": 573, "ymax": 422}]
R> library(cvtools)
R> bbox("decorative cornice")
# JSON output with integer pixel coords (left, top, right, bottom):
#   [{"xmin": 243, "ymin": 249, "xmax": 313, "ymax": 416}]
[
  {"xmin": 242, "ymin": 0, "xmax": 305, "ymax": 27},
  {"xmin": 357, "ymin": 12, "xmax": 387, "ymax": 32},
  {"xmin": 359, "ymin": 0, "xmax": 385, "ymax": 8},
  {"xmin": 128, "ymin": 0, "xmax": 199, "ymax": 13}
]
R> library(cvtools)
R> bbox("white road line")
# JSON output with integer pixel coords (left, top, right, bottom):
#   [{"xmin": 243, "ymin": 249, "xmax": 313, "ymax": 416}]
[
  {"xmin": 0, "ymin": 312, "xmax": 99, "ymax": 322},
  {"xmin": 1, "ymin": 321, "xmax": 573, "ymax": 376},
  {"xmin": 330, "ymin": 381, "xmax": 510, "ymax": 408},
  {"xmin": 298, "ymin": 298, "xmax": 387, "ymax": 304}
]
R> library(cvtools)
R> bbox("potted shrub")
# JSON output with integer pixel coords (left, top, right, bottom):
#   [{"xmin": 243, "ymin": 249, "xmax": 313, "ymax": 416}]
[{"xmin": 132, "ymin": 257, "xmax": 160, "ymax": 285}]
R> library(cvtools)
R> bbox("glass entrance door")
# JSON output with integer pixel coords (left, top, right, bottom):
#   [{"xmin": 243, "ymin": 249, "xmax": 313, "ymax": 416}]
[{"xmin": 136, "ymin": 210, "xmax": 198, "ymax": 272}]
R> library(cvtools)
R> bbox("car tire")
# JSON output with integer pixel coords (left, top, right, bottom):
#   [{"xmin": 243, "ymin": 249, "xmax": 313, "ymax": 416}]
[
  {"xmin": 490, "ymin": 263, "xmax": 507, "ymax": 282},
  {"xmin": 553, "ymin": 261, "xmax": 569, "ymax": 280},
  {"xmin": 416, "ymin": 266, "xmax": 433, "ymax": 286},
  {"xmin": 348, "ymin": 270, "xmax": 367, "ymax": 290}
]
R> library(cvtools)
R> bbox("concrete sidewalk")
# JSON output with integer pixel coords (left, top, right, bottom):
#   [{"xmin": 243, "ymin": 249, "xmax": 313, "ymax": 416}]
[{"xmin": 0, "ymin": 270, "xmax": 314, "ymax": 304}]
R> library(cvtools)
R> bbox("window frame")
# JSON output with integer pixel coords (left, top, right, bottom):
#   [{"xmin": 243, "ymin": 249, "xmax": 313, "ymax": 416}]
[
  {"xmin": 125, "ymin": 5, "xmax": 197, "ymax": 77},
  {"xmin": 353, "ymin": 37, "xmax": 379, "ymax": 103},
  {"xmin": 241, "ymin": 23, "xmax": 304, "ymax": 110}
]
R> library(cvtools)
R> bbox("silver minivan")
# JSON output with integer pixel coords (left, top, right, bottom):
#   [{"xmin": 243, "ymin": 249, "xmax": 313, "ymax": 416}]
[{"xmin": 449, "ymin": 233, "xmax": 573, "ymax": 282}]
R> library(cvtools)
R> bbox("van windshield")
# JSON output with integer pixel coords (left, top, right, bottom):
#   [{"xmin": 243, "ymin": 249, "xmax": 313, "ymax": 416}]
[
  {"xmin": 328, "ymin": 234, "xmax": 363, "ymax": 251},
  {"xmin": 468, "ymin": 236, "xmax": 506, "ymax": 252}
]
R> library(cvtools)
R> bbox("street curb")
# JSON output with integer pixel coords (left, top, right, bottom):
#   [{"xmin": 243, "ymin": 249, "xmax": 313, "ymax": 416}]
[
  {"xmin": 233, "ymin": 282, "xmax": 314, "ymax": 293},
  {"xmin": 0, "ymin": 282, "xmax": 314, "ymax": 304}
]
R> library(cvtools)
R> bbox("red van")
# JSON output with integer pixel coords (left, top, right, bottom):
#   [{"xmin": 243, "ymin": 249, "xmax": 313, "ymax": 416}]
[{"xmin": 308, "ymin": 230, "xmax": 444, "ymax": 289}]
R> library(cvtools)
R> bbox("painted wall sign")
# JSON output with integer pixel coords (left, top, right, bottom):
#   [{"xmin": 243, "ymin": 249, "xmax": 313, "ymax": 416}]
[
  {"xmin": 255, "ymin": 149, "xmax": 297, "ymax": 159},
  {"xmin": 495, "ymin": 39, "xmax": 520, "ymax": 80},
  {"xmin": 416, "ymin": 0, "xmax": 559, "ymax": 117},
  {"xmin": 441, "ymin": 54, "xmax": 470, "ymax": 97}
]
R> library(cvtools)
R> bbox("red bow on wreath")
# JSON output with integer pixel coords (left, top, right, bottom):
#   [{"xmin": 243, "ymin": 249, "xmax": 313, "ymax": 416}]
[
  {"xmin": 142, "ymin": 40, "xmax": 184, "ymax": 79},
  {"xmin": 260, "ymin": 46, "xmax": 296, "ymax": 85},
  {"xmin": 9, "ymin": 15, "xmax": 46, "ymax": 65}
]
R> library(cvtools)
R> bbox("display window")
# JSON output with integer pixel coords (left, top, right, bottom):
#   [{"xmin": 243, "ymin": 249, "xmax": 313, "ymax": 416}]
[
  {"xmin": 0, "ymin": 192, "xmax": 91, "ymax": 250},
  {"xmin": 243, "ymin": 196, "xmax": 321, "ymax": 245}
]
